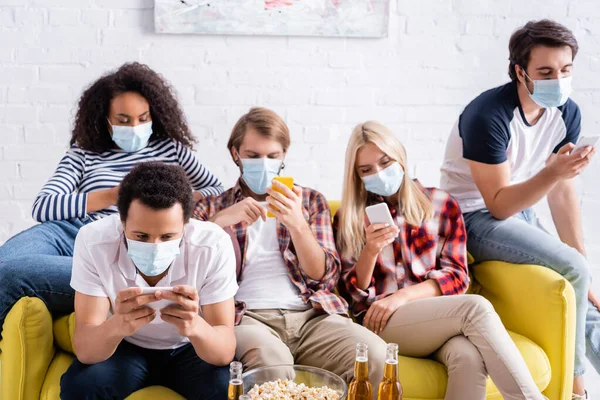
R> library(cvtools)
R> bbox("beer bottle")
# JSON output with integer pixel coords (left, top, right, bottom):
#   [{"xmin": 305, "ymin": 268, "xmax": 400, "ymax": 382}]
[
  {"xmin": 348, "ymin": 342, "xmax": 373, "ymax": 400},
  {"xmin": 227, "ymin": 361, "xmax": 244, "ymax": 400},
  {"xmin": 377, "ymin": 343, "xmax": 402, "ymax": 400}
]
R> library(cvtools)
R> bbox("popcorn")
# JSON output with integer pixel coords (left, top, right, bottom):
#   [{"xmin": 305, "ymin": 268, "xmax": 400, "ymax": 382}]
[{"xmin": 247, "ymin": 379, "xmax": 341, "ymax": 400}]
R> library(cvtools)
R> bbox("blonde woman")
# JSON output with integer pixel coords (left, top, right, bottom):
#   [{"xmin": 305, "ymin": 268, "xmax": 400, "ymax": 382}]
[{"xmin": 334, "ymin": 121, "xmax": 546, "ymax": 400}]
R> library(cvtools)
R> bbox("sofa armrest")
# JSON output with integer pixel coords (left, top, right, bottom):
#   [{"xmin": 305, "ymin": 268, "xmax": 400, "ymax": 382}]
[
  {"xmin": 473, "ymin": 261, "xmax": 575, "ymax": 400},
  {"xmin": 0, "ymin": 297, "xmax": 55, "ymax": 400}
]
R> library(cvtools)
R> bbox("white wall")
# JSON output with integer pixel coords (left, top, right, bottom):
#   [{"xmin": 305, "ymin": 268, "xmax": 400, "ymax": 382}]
[{"xmin": 0, "ymin": 0, "xmax": 598, "ymax": 389}]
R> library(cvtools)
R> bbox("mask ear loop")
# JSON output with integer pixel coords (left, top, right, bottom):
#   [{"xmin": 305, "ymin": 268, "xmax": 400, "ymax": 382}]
[
  {"xmin": 518, "ymin": 66, "xmax": 535, "ymax": 96},
  {"xmin": 278, "ymin": 159, "xmax": 286, "ymax": 175}
]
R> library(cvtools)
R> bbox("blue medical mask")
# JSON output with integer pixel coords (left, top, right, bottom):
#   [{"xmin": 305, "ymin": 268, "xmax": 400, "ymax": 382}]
[
  {"xmin": 126, "ymin": 236, "xmax": 181, "ymax": 277},
  {"xmin": 240, "ymin": 158, "xmax": 282, "ymax": 195},
  {"xmin": 362, "ymin": 162, "xmax": 404, "ymax": 197},
  {"xmin": 524, "ymin": 71, "xmax": 573, "ymax": 108},
  {"xmin": 111, "ymin": 121, "xmax": 153, "ymax": 152}
]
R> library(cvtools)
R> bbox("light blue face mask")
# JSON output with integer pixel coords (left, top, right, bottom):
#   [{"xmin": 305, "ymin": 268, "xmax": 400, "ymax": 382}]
[
  {"xmin": 524, "ymin": 71, "xmax": 573, "ymax": 108},
  {"xmin": 362, "ymin": 162, "xmax": 404, "ymax": 197},
  {"xmin": 126, "ymin": 236, "xmax": 181, "ymax": 277},
  {"xmin": 111, "ymin": 121, "xmax": 153, "ymax": 152},
  {"xmin": 240, "ymin": 158, "xmax": 282, "ymax": 195}
]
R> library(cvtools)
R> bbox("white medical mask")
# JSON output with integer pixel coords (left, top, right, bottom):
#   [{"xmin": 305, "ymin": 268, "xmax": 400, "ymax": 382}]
[
  {"xmin": 111, "ymin": 121, "xmax": 153, "ymax": 152},
  {"xmin": 362, "ymin": 162, "xmax": 404, "ymax": 197},
  {"xmin": 523, "ymin": 71, "xmax": 573, "ymax": 108},
  {"xmin": 240, "ymin": 158, "xmax": 282, "ymax": 195},
  {"xmin": 126, "ymin": 236, "xmax": 181, "ymax": 277}
]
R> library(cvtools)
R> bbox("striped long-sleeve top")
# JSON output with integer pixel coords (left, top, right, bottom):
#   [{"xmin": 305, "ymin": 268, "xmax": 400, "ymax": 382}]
[{"xmin": 32, "ymin": 138, "xmax": 224, "ymax": 223}]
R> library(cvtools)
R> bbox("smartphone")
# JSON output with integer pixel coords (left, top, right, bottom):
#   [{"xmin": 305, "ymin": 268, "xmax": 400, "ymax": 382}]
[
  {"xmin": 267, "ymin": 176, "xmax": 294, "ymax": 218},
  {"xmin": 573, "ymin": 136, "xmax": 600, "ymax": 153},
  {"xmin": 365, "ymin": 203, "xmax": 395, "ymax": 227},
  {"xmin": 138, "ymin": 287, "xmax": 177, "ymax": 311}
]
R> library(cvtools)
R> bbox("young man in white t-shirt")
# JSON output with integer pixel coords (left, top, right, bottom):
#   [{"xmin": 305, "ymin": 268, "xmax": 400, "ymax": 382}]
[
  {"xmin": 60, "ymin": 162, "xmax": 238, "ymax": 400},
  {"xmin": 193, "ymin": 107, "xmax": 387, "ymax": 394},
  {"xmin": 440, "ymin": 20, "xmax": 598, "ymax": 399}
]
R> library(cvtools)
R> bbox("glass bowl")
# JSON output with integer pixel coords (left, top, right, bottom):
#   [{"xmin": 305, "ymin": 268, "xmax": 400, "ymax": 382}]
[{"xmin": 242, "ymin": 364, "xmax": 348, "ymax": 399}]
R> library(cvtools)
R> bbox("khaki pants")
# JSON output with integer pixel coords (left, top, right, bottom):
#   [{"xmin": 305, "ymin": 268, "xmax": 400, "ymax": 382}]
[
  {"xmin": 379, "ymin": 294, "xmax": 545, "ymax": 400},
  {"xmin": 235, "ymin": 309, "xmax": 387, "ymax": 397}
]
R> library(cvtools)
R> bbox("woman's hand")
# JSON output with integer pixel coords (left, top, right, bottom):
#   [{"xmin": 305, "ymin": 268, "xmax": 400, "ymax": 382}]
[
  {"xmin": 364, "ymin": 223, "xmax": 399, "ymax": 258},
  {"xmin": 363, "ymin": 290, "xmax": 408, "ymax": 334}
]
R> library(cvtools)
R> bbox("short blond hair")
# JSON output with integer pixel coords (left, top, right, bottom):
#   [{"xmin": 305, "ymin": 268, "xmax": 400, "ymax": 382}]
[{"xmin": 227, "ymin": 107, "xmax": 290, "ymax": 156}]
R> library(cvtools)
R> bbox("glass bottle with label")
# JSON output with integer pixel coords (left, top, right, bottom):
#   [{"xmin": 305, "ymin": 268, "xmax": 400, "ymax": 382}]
[
  {"xmin": 377, "ymin": 343, "xmax": 402, "ymax": 400},
  {"xmin": 348, "ymin": 342, "xmax": 373, "ymax": 400},
  {"xmin": 227, "ymin": 361, "xmax": 244, "ymax": 400}
]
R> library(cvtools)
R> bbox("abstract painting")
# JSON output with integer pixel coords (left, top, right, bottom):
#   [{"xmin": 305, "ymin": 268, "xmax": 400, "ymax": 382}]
[{"xmin": 155, "ymin": 0, "xmax": 390, "ymax": 38}]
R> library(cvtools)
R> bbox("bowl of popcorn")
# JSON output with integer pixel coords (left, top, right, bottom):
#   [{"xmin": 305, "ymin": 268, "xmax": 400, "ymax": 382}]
[{"xmin": 242, "ymin": 365, "xmax": 347, "ymax": 399}]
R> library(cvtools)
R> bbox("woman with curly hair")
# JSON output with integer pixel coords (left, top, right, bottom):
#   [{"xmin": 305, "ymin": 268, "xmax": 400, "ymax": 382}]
[{"xmin": 0, "ymin": 62, "xmax": 223, "ymax": 337}]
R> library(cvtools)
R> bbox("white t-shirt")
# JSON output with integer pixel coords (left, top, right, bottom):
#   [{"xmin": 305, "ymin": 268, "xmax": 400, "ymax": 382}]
[
  {"xmin": 71, "ymin": 214, "xmax": 238, "ymax": 350},
  {"xmin": 235, "ymin": 206, "xmax": 309, "ymax": 311},
  {"xmin": 440, "ymin": 81, "xmax": 581, "ymax": 213}
]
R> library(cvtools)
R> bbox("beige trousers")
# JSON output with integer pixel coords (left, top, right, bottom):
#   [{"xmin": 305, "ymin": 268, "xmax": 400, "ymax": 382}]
[
  {"xmin": 235, "ymin": 309, "xmax": 387, "ymax": 397},
  {"xmin": 379, "ymin": 294, "xmax": 545, "ymax": 400}
]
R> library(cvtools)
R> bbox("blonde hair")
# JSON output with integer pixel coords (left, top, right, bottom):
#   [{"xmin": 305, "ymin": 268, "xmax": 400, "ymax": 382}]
[
  {"xmin": 227, "ymin": 107, "xmax": 290, "ymax": 156},
  {"xmin": 336, "ymin": 121, "xmax": 435, "ymax": 258}
]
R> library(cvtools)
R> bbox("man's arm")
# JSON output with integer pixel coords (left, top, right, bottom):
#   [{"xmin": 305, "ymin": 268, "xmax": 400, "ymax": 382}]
[
  {"xmin": 190, "ymin": 299, "xmax": 236, "ymax": 366},
  {"xmin": 158, "ymin": 288, "xmax": 236, "ymax": 366},
  {"xmin": 469, "ymin": 144, "xmax": 593, "ymax": 220},
  {"xmin": 72, "ymin": 289, "xmax": 156, "ymax": 364},
  {"xmin": 266, "ymin": 183, "xmax": 327, "ymax": 281},
  {"xmin": 72, "ymin": 293, "xmax": 122, "ymax": 364}
]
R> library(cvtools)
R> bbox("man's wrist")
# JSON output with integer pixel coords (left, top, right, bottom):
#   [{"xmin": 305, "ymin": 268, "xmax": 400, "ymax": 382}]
[
  {"xmin": 187, "ymin": 315, "xmax": 208, "ymax": 341},
  {"xmin": 288, "ymin": 219, "xmax": 310, "ymax": 236},
  {"xmin": 105, "ymin": 315, "xmax": 127, "ymax": 340}
]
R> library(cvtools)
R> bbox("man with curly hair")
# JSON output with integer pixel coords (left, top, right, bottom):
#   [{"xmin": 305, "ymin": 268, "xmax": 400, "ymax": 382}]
[
  {"xmin": 0, "ymin": 62, "xmax": 223, "ymax": 338},
  {"xmin": 60, "ymin": 162, "xmax": 236, "ymax": 399}
]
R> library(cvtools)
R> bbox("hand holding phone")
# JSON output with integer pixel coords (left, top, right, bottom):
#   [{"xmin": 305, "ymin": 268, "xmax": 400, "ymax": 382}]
[
  {"xmin": 267, "ymin": 176, "xmax": 294, "ymax": 218},
  {"xmin": 113, "ymin": 287, "xmax": 159, "ymax": 335},
  {"xmin": 573, "ymin": 136, "xmax": 600, "ymax": 154},
  {"xmin": 364, "ymin": 203, "xmax": 399, "ymax": 257},
  {"xmin": 138, "ymin": 287, "xmax": 177, "ymax": 310}
]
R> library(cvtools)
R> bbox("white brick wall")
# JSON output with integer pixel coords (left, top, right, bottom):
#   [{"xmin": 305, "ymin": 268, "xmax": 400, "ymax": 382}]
[{"xmin": 0, "ymin": 0, "xmax": 598, "ymax": 390}]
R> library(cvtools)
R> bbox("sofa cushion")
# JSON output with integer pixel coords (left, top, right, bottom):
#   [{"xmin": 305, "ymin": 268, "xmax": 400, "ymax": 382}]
[{"xmin": 0, "ymin": 297, "xmax": 55, "ymax": 400}]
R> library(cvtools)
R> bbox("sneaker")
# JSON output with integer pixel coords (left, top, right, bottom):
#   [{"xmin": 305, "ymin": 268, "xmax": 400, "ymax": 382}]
[{"xmin": 572, "ymin": 391, "xmax": 588, "ymax": 400}]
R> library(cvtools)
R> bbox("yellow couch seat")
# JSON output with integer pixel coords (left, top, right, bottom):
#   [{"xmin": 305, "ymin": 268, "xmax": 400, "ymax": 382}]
[
  {"xmin": 0, "ymin": 200, "xmax": 575, "ymax": 399},
  {"xmin": 0, "ymin": 296, "xmax": 550, "ymax": 400}
]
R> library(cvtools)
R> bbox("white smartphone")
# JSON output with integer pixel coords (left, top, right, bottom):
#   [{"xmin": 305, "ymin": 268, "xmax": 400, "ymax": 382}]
[
  {"xmin": 138, "ymin": 287, "xmax": 177, "ymax": 311},
  {"xmin": 365, "ymin": 203, "xmax": 395, "ymax": 227},
  {"xmin": 573, "ymin": 136, "xmax": 600, "ymax": 153}
]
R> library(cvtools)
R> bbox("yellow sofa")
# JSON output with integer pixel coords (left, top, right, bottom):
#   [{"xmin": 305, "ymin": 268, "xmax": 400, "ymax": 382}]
[{"xmin": 0, "ymin": 201, "xmax": 576, "ymax": 400}]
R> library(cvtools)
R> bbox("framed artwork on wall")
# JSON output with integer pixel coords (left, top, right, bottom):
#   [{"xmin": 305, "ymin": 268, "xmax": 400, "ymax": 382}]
[{"xmin": 155, "ymin": 0, "xmax": 390, "ymax": 38}]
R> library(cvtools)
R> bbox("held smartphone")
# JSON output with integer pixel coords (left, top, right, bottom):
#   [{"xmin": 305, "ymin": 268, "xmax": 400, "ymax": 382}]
[
  {"xmin": 138, "ymin": 287, "xmax": 177, "ymax": 310},
  {"xmin": 365, "ymin": 203, "xmax": 395, "ymax": 227},
  {"xmin": 267, "ymin": 176, "xmax": 294, "ymax": 218},
  {"xmin": 573, "ymin": 136, "xmax": 600, "ymax": 153}
]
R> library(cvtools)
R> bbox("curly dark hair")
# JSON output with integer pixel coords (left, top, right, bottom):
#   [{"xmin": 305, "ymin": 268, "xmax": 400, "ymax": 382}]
[
  {"xmin": 70, "ymin": 62, "xmax": 196, "ymax": 152},
  {"xmin": 118, "ymin": 162, "xmax": 194, "ymax": 223}
]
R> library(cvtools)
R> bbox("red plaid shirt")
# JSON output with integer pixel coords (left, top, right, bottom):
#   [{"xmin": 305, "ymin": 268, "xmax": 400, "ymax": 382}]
[
  {"xmin": 334, "ymin": 184, "xmax": 469, "ymax": 320},
  {"xmin": 193, "ymin": 180, "xmax": 348, "ymax": 325}
]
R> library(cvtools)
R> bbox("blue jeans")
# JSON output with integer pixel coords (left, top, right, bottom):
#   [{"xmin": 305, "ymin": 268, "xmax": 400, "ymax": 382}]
[
  {"xmin": 60, "ymin": 340, "xmax": 229, "ymax": 399},
  {"xmin": 464, "ymin": 208, "xmax": 600, "ymax": 377},
  {"xmin": 0, "ymin": 218, "xmax": 91, "ymax": 338}
]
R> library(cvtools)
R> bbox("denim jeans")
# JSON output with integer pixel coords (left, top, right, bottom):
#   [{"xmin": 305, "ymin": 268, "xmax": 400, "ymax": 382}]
[
  {"xmin": 0, "ymin": 217, "xmax": 92, "ymax": 338},
  {"xmin": 464, "ymin": 208, "xmax": 600, "ymax": 377},
  {"xmin": 60, "ymin": 340, "xmax": 229, "ymax": 400}
]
